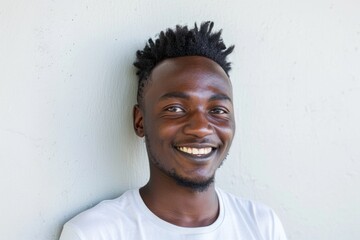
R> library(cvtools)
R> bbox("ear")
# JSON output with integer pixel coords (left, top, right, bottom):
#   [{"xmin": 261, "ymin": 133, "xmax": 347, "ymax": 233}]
[{"xmin": 133, "ymin": 104, "xmax": 145, "ymax": 137}]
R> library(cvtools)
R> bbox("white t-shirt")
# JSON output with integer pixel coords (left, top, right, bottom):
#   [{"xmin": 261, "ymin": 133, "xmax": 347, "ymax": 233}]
[{"xmin": 59, "ymin": 188, "xmax": 287, "ymax": 240}]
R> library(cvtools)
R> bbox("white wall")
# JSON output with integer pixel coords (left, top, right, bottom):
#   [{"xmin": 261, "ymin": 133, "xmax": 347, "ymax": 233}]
[{"xmin": 1, "ymin": 1, "xmax": 359, "ymax": 239}]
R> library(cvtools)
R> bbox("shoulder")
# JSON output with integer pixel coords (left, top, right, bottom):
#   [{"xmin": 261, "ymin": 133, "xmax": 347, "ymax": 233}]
[
  {"xmin": 60, "ymin": 189, "xmax": 138, "ymax": 240},
  {"xmin": 69, "ymin": 189, "xmax": 136, "ymax": 225},
  {"xmin": 217, "ymin": 188, "xmax": 287, "ymax": 240},
  {"xmin": 218, "ymin": 188, "xmax": 274, "ymax": 218}
]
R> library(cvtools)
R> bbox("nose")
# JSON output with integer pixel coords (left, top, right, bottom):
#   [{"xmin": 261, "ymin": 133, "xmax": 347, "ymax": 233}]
[{"xmin": 183, "ymin": 110, "xmax": 213, "ymax": 138}]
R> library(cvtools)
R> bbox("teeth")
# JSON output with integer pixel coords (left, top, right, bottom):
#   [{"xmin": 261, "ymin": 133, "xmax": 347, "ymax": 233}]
[{"xmin": 177, "ymin": 147, "xmax": 212, "ymax": 155}]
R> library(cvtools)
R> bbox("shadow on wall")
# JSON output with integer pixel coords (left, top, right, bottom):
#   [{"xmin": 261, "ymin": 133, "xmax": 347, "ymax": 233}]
[{"xmin": 55, "ymin": 38, "xmax": 147, "ymax": 238}]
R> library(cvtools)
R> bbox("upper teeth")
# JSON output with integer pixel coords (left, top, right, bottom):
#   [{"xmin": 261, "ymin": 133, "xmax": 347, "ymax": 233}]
[{"xmin": 177, "ymin": 147, "xmax": 212, "ymax": 155}]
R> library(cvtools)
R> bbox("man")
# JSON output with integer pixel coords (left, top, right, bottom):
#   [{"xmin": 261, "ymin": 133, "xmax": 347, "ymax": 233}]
[{"xmin": 59, "ymin": 21, "xmax": 287, "ymax": 239}]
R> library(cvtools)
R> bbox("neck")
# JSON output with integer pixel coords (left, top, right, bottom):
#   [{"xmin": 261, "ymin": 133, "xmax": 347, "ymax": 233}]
[{"xmin": 140, "ymin": 169, "xmax": 219, "ymax": 227}]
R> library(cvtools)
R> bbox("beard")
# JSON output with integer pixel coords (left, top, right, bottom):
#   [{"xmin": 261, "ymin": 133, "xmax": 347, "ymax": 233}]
[
  {"xmin": 168, "ymin": 171, "xmax": 214, "ymax": 192},
  {"xmin": 144, "ymin": 134, "xmax": 220, "ymax": 192}
]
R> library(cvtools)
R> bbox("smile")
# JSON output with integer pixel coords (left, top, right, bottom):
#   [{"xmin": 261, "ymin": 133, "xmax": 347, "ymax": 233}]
[{"xmin": 176, "ymin": 146, "xmax": 213, "ymax": 156}]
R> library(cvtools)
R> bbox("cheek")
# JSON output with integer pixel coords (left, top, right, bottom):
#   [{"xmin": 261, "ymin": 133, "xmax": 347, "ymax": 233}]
[
  {"xmin": 145, "ymin": 118, "xmax": 180, "ymax": 143},
  {"xmin": 157, "ymin": 126, "xmax": 180, "ymax": 147},
  {"xmin": 218, "ymin": 122, "xmax": 235, "ymax": 144}
]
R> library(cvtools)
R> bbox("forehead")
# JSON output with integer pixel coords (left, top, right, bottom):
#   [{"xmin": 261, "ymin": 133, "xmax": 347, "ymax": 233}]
[{"xmin": 144, "ymin": 56, "xmax": 232, "ymax": 101}]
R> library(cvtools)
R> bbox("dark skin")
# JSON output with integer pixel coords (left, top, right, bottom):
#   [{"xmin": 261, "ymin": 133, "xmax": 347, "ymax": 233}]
[{"xmin": 133, "ymin": 56, "xmax": 235, "ymax": 227}]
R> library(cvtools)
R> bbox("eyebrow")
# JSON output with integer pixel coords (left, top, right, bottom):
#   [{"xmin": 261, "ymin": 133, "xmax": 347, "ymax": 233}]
[
  {"xmin": 159, "ymin": 92, "xmax": 190, "ymax": 101},
  {"xmin": 159, "ymin": 92, "xmax": 232, "ymax": 102},
  {"xmin": 209, "ymin": 94, "xmax": 232, "ymax": 102}
]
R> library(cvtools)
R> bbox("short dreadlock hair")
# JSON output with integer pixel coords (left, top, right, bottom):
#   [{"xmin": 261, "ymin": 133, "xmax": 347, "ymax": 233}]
[{"xmin": 133, "ymin": 21, "xmax": 235, "ymax": 104}]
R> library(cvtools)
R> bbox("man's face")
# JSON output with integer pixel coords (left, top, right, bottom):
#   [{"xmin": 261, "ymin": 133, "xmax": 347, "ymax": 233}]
[{"xmin": 134, "ymin": 56, "xmax": 235, "ymax": 191}]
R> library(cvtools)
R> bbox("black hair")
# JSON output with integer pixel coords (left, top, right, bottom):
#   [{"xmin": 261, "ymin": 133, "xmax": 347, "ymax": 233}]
[{"xmin": 133, "ymin": 21, "xmax": 235, "ymax": 104}]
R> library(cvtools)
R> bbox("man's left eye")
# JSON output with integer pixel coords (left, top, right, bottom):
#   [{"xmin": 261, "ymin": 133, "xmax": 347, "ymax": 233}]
[{"xmin": 210, "ymin": 108, "xmax": 228, "ymax": 114}]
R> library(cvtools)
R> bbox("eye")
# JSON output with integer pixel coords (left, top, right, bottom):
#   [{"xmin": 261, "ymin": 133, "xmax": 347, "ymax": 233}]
[
  {"xmin": 210, "ymin": 107, "xmax": 228, "ymax": 115},
  {"xmin": 166, "ymin": 106, "xmax": 184, "ymax": 113}
]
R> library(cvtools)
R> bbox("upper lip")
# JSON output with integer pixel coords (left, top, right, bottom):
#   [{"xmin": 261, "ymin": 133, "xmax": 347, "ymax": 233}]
[{"xmin": 174, "ymin": 143, "xmax": 218, "ymax": 149}]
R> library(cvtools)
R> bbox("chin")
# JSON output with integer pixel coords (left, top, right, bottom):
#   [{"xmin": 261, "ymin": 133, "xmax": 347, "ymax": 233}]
[{"xmin": 168, "ymin": 170, "xmax": 215, "ymax": 192}]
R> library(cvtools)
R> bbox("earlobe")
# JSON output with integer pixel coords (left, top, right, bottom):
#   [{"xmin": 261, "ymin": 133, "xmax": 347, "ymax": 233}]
[{"xmin": 133, "ymin": 104, "xmax": 145, "ymax": 137}]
